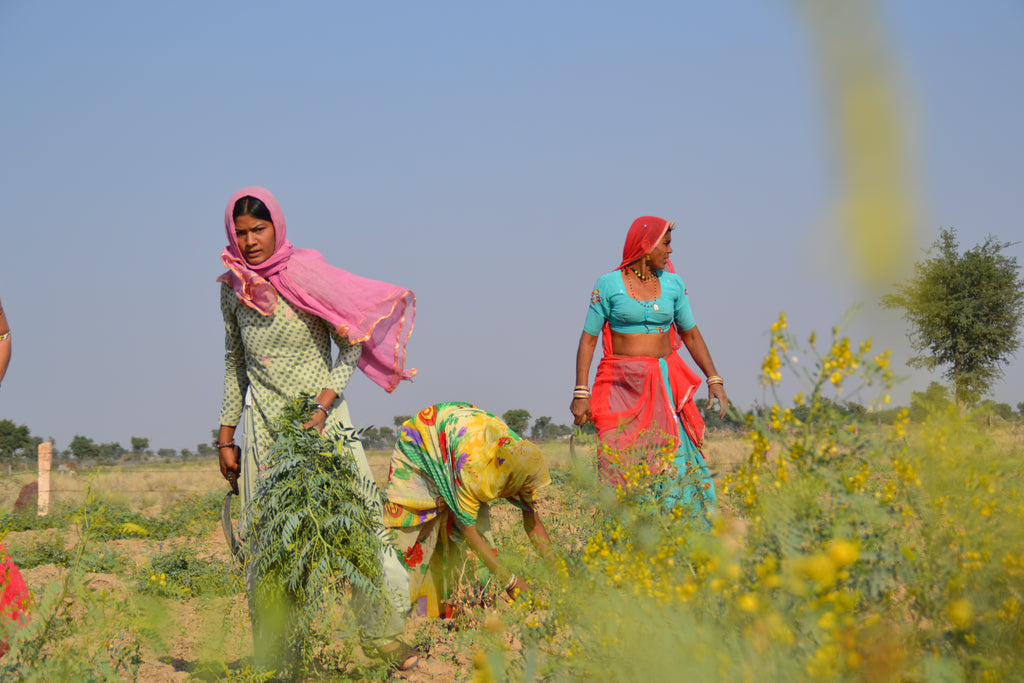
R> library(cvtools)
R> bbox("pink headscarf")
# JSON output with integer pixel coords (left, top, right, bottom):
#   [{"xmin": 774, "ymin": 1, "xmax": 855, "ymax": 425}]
[
  {"xmin": 217, "ymin": 186, "xmax": 416, "ymax": 392},
  {"xmin": 617, "ymin": 215, "xmax": 676, "ymax": 273}
]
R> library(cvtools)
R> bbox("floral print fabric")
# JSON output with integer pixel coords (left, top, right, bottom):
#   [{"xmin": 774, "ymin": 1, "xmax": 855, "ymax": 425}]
[
  {"xmin": 383, "ymin": 403, "xmax": 550, "ymax": 618},
  {"xmin": 384, "ymin": 402, "xmax": 550, "ymax": 528}
]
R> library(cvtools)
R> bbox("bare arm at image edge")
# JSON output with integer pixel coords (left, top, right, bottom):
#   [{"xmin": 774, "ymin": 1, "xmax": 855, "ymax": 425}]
[{"xmin": 0, "ymin": 297, "xmax": 11, "ymax": 386}]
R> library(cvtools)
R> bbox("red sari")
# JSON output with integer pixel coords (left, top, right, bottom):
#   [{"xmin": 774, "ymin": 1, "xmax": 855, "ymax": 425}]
[
  {"xmin": 591, "ymin": 323, "xmax": 706, "ymax": 487},
  {"xmin": 0, "ymin": 543, "xmax": 29, "ymax": 657}
]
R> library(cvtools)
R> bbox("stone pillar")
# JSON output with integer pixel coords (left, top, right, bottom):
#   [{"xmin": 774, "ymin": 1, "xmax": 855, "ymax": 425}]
[{"xmin": 37, "ymin": 441, "xmax": 52, "ymax": 516}]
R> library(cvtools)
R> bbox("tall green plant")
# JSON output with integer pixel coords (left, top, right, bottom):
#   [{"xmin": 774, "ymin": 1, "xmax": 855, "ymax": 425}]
[{"xmin": 241, "ymin": 396, "xmax": 388, "ymax": 676}]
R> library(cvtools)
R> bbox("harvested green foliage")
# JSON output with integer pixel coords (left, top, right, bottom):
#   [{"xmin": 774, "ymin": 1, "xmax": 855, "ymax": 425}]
[{"xmin": 242, "ymin": 395, "xmax": 388, "ymax": 675}]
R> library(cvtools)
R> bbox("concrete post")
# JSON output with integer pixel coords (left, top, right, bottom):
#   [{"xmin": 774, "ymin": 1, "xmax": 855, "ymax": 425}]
[{"xmin": 37, "ymin": 441, "xmax": 52, "ymax": 516}]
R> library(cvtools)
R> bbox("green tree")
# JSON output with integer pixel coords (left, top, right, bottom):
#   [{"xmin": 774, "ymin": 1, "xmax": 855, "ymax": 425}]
[
  {"xmin": 977, "ymin": 401, "xmax": 1014, "ymax": 422},
  {"xmin": 131, "ymin": 436, "xmax": 149, "ymax": 453},
  {"xmin": 502, "ymin": 409, "xmax": 531, "ymax": 437},
  {"xmin": 881, "ymin": 228, "xmax": 1024, "ymax": 406},
  {"xmin": 0, "ymin": 420, "xmax": 32, "ymax": 459},
  {"xmin": 97, "ymin": 442, "xmax": 125, "ymax": 459},
  {"xmin": 908, "ymin": 381, "xmax": 951, "ymax": 422},
  {"xmin": 393, "ymin": 415, "xmax": 412, "ymax": 428},
  {"xmin": 531, "ymin": 416, "xmax": 551, "ymax": 441},
  {"xmin": 376, "ymin": 426, "xmax": 395, "ymax": 449},
  {"xmin": 69, "ymin": 435, "xmax": 100, "ymax": 459},
  {"xmin": 196, "ymin": 443, "xmax": 215, "ymax": 459}
]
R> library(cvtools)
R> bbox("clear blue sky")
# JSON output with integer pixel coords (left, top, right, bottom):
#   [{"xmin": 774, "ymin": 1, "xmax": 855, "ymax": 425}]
[{"xmin": 1, "ymin": 1, "xmax": 1022, "ymax": 452}]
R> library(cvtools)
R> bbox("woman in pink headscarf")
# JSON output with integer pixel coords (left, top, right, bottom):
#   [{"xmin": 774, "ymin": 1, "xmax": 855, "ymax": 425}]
[
  {"xmin": 215, "ymin": 187, "xmax": 418, "ymax": 669},
  {"xmin": 570, "ymin": 216, "xmax": 728, "ymax": 519}
]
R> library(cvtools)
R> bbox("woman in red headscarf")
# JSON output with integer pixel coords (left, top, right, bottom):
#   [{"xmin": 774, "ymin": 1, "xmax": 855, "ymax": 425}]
[{"xmin": 570, "ymin": 216, "xmax": 728, "ymax": 518}]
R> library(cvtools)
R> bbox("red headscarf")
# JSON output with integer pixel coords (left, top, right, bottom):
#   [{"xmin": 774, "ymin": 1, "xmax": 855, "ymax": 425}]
[{"xmin": 617, "ymin": 215, "xmax": 675, "ymax": 272}]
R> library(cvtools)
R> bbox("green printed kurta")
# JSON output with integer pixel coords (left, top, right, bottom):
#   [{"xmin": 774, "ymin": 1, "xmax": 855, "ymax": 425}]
[{"xmin": 218, "ymin": 282, "xmax": 409, "ymax": 641}]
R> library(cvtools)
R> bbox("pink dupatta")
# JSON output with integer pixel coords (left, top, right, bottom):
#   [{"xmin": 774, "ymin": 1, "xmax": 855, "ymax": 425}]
[{"xmin": 217, "ymin": 186, "xmax": 416, "ymax": 392}]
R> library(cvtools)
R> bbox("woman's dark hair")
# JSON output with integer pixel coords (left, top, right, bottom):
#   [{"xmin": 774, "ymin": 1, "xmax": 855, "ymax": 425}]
[{"xmin": 233, "ymin": 196, "xmax": 273, "ymax": 223}]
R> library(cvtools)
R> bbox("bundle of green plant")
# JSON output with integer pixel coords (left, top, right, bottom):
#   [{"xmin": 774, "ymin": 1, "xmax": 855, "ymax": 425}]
[
  {"xmin": 241, "ymin": 396, "xmax": 388, "ymax": 676},
  {"xmin": 140, "ymin": 546, "xmax": 242, "ymax": 599}
]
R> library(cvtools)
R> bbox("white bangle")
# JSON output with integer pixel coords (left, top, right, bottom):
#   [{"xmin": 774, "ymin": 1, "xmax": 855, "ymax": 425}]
[{"xmin": 504, "ymin": 573, "xmax": 518, "ymax": 591}]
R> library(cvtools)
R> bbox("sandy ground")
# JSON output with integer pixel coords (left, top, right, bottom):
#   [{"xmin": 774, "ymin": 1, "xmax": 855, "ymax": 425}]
[{"xmin": 10, "ymin": 438, "xmax": 748, "ymax": 682}]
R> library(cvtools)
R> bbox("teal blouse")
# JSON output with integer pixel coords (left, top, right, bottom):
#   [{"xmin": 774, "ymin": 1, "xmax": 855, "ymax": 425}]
[{"xmin": 583, "ymin": 270, "xmax": 696, "ymax": 336}]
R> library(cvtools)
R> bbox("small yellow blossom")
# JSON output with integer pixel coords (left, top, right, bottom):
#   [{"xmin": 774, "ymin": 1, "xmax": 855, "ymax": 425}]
[{"xmin": 946, "ymin": 599, "xmax": 974, "ymax": 628}]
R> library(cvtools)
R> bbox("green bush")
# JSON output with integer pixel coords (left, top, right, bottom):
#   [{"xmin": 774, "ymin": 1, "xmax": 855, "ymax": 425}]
[
  {"xmin": 463, "ymin": 315, "xmax": 1024, "ymax": 682},
  {"xmin": 140, "ymin": 546, "xmax": 242, "ymax": 599}
]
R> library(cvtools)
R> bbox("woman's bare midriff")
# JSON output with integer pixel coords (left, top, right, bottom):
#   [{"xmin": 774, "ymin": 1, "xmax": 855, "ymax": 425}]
[{"xmin": 608, "ymin": 330, "xmax": 673, "ymax": 357}]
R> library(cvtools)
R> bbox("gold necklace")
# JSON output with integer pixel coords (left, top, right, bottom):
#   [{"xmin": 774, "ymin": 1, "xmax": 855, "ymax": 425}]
[{"xmin": 628, "ymin": 266, "xmax": 655, "ymax": 282}]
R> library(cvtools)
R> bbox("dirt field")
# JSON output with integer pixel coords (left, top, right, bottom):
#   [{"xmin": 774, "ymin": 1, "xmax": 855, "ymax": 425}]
[{"xmin": 1, "ymin": 435, "xmax": 750, "ymax": 682}]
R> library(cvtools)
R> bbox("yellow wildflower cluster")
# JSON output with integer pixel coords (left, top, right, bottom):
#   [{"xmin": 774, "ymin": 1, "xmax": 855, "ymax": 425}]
[
  {"xmin": 148, "ymin": 573, "xmax": 167, "ymax": 588},
  {"xmin": 892, "ymin": 455, "xmax": 921, "ymax": 488},
  {"xmin": 605, "ymin": 439, "xmax": 676, "ymax": 503},
  {"xmin": 761, "ymin": 346, "xmax": 782, "ymax": 386},
  {"xmin": 822, "ymin": 336, "xmax": 862, "ymax": 390},
  {"xmin": 842, "ymin": 465, "xmax": 869, "ymax": 493},
  {"xmin": 581, "ymin": 523, "xmax": 706, "ymax": 603},
  {"xmin": 760, "ymin": 312, "xmax": 790, "ymax": 386}
]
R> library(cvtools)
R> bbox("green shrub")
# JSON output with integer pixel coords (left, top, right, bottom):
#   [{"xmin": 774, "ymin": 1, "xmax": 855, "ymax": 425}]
[
  {"xmin": 140, "ymin": 546, "xmax": 242, "ymax": 599},
  {"xmin": 463, "ymin": 315, "xmax": 1024, "ymax": 682}
]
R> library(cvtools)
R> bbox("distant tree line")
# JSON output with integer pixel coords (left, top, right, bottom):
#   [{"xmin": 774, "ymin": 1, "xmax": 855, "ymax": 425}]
[
  {"xmin": 0, "ymin": 420, "xmax": 217, "ymax": 463},
  {"xmin": 4, "ymin": 386, "xmax": 1023, "ymax": 462}
]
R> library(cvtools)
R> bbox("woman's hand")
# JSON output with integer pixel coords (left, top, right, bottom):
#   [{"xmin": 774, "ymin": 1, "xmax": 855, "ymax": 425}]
[
  {"xmin": 219, "ymin": 444, "xmax": 241, "ymax": 483},
  {"xmin": 708, "ymin": 383, "xmax": 729, "ymax": 418},
  {"xmin": 302, "ymin": 410, "xmax": 328, "ymax": 434},
  {"xmin": 303, "ymin": 390, "xmax": 338, "ymax": 434},
  {"xmin": 570, "ymin": 396, "xmax": 592, "ymax": 425}
]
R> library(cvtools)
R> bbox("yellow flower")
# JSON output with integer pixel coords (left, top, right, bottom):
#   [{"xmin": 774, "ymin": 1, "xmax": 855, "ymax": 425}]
[
  {"xmin": 827, "ymin": 540, "xmax": 859, "ymax": 568},
  {"xmin": 947, "ymin": 599, "xmax": 974, "ymax": 628},
  {"xmin": 800, "ymin": 553, "xmax": 837, "ymax": 586},
  {"xmin": 737, "ymin": 594, "xmax": 759, "ymax": 613}
]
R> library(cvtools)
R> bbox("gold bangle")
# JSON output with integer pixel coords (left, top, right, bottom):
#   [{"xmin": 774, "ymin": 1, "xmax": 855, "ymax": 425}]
[
  {"xmin": 0, "ymin": 332, "xmax": 9, "ymax": 342},
  {"xmin": 706, "ymin": 375, "xmax": 724, "ymax": 386}
]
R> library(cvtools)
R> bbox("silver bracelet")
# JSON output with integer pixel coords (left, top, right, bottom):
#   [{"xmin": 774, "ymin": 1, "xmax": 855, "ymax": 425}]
[{"xmin": 313, "ymin": 402, "xmax": 329, "ymax": 417}]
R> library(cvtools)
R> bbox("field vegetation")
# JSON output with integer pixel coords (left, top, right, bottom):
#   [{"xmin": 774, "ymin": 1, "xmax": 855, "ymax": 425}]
[{"xmin": 0, "ymin": 319, "xmax": 1022, "ymax": 681}]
